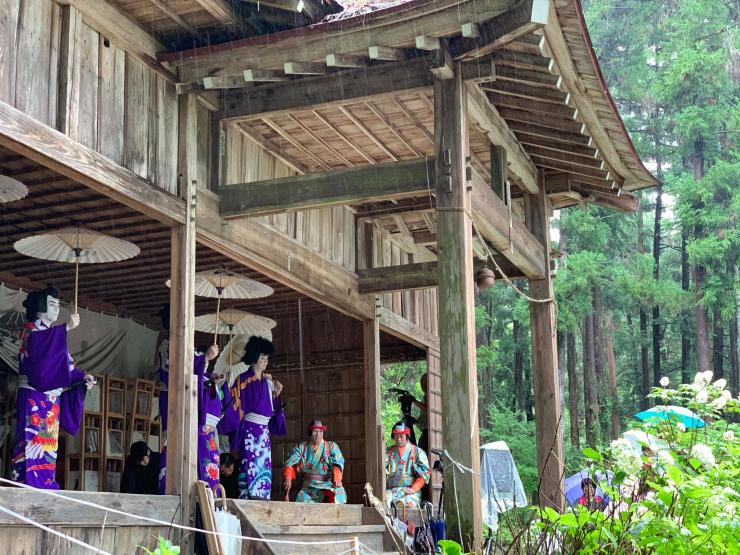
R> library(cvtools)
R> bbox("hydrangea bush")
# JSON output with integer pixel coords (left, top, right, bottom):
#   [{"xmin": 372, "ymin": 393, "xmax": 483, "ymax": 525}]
[{"xmin": 523, "ymin": 372, "xmax": 740, "ymax": 554}]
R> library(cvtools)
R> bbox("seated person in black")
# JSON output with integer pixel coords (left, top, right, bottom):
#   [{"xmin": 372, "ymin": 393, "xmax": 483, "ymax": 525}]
[
  {"xmin": 219, "ymin": 452, "xmax": 239, "ymax": 499},
  {"xmin": 120, "ymin": 441, "xmax": 159, "ymax": 494}
]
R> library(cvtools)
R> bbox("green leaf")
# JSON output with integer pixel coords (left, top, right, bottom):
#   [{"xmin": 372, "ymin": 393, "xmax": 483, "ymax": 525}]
[
  {"xmin": 437, "ymin": 540, "xmax": 463, "ymax": 555},
  {"xmin": 582, "ymin": 447, "xmax": 603, "ymax": 461},
  {"xmin": 558, "ymin": 512, "xmax": 578, "ymax": 528}
]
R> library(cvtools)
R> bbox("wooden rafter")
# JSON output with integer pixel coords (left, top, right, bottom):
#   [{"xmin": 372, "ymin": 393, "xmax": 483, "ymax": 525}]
[
  {"xmin": 193, "ymin": 0, "xmax": 238, "ymax": 25},
  {"xmin": 261, "ymin": 117, "xmax": 333, "ymax": 171},
  {"xmin": 234, "ymin": 123, "xmax": 308, "ymax": 174},
  {"xmin": 311, "ymin": 110, "xmax": 376, "ymax": 165},
  {"xmin": 146, "ymin": 0, "xmax": 198, "ymax": 36},
  {"xmin": 337, "ymin": 106, "xmax": 399, "ymax": 162}
]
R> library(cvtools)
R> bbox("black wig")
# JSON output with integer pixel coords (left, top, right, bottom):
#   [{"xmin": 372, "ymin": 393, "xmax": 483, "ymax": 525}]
[
  {"xmin": 22, "ymin": 287, "xmax": 60, "ymax": 322},
  {"xmin": 242, "ymin": 336, "xmax": 275, "ymax": 365},
  {"xmin": 159, "ymin": 304, "xmax": 170, "ymax": 331}
]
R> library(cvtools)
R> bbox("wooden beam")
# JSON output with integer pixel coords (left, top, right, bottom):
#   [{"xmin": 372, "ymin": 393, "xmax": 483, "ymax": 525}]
[
  {"xmin": 368, "ymin": 46, "xmax": 406, "ymax": 61},
  {"xmin": 377, "ymin": 307, "xmax": 439, "ymax": 352},
  {"xmin": 194, "ymin": 0, "xmax": 238, "ymax": 25},
  {"xmin": 358, "ymin": 259, "xmax": 528, "ymax": 293},
  {"xmin": 452, "ymin": 0, "xmax": 550, "ymax": 60},
  {"xmin": 434, "ymin": 61, "xmax": 482, "ymax": 551},
  {"xmin": 337, "ymin": 106, "xmax": 399, "ymax": 161},
  {"xmin": 219, "ymin": 57, "xmax": 495, "ymax": 120},
  {"xmin": 364, "ymin": 307, "xmax": 384, "ymax": 498},
  {"xmin": 326, "ymin": 53, "xmax": 366, "ymax": 68},
  {"xmin": 525, "ymin": 170, "xmax": 564, "ymax": 511},
  {"xmin": 415, "ymin": 35, "xmax": 441, "ymax": 51},
  {"xmin": 471, "ymin": 172, "xmax": 547, "ymax": 278},
  {"xmin": 466, "ymin": 82, "xmax": 539, "ymax": 193},
  {"xmin": 220, "ymin": 158, "xmax": 434, "ymax": 219},
  {"xmin": 284, "ymin": 61, "xmax": 326, "ymax": 75},
  {"xmin": 243, "ymin": 69, "xmax": 287, "ymax": 82},
  {"xmin": 203, "ymin": 74, "xmax": 246, "ymax": 89},
  {"xmin": 0, "ymin": 100, "xmax": 184, "ymax": 225}
]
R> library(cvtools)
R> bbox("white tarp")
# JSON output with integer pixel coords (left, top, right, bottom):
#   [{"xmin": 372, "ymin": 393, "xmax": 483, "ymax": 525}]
[
  {"xmin": 480, "ymin": 441, "xmax": 528, "ymax": 530},
  {"xmin": 0, "ymin": 283, "xmax": 159, "ymax": 378}
]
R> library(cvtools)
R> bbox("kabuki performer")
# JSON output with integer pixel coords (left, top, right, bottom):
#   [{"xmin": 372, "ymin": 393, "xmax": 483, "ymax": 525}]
[
  {"xmin": 385, "ymin": 421, "xmax": 430, "ymax": 509},
  {"xmin": 283, "ymin": 419, "xmax": 347, "ymax": 504},
  {"xmin": 156, "ymin": 305, "xmax": 221, "ymax": 491},
  {"xmin": 12, "ymin": 287, "xmax": 96, "ymax": 489},
  {"xmin": 220, "ymin": 336, "xmax": 285, "ymax": 499}
]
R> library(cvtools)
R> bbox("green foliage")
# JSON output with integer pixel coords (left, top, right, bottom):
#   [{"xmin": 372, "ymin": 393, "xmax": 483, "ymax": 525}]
[{"xmin": 139, "ymin": 537, "xmax": 180, "ymax": 555}]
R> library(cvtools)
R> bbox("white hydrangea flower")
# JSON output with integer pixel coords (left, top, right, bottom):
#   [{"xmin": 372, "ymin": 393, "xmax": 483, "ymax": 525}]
[
  {"xmin": 711, "ymin": 395, "xmax": 728, "ymax": 410},
  {"xmin": 696, "ymin": 390, "xmax": 709, "ymax": 403},
  {"xmin": 694, "ymin": 371, "xmax": 712, "ymax": 386},
  {"xmin": 723, "ymin": 430, "xmax": 735, "ymax": 441},
  {"xmin": 713, "ymin": 378, "xmax": 727, "ymax": 389},
  {"xmin": 677, "ymin": 422, "xmax": 687, "ymax": 432},
  {"xmin": 659, "ymin": 376, "xmax": 670, "ymax": 387},
  {"xmin": 609, "ymin": 438, "xmax": 643, "ymax": 476},
  {"xmin": 690, "ymin": 443, "xmax": 716, "ymax": 468}
]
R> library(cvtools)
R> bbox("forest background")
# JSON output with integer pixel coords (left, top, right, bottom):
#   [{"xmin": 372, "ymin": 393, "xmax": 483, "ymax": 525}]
[{"xmin": 380, "ymin": 0, "xmax": 740, "ymax": 497}]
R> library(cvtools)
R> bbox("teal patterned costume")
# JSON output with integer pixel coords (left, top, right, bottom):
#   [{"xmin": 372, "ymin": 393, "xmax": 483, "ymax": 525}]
[
  {"xmin": 284, "ymin": 440, "xmax": 347, "ymax": 504},
  {"xmin": 385, "ymin": 443, "xmax": 431, "ymax": 509}
]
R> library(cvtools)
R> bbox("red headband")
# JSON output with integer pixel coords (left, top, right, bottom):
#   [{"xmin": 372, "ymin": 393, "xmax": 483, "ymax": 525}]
[
  {"xmin": 307, "ymin": 425, "xmax": 327, "ymax": 432},
  {"xmin": 392, "ymin": 428, "xmax": 411, "ymax": 435}
]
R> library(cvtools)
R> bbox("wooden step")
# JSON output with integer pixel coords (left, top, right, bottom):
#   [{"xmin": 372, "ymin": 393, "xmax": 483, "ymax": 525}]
[
  {"xmin": 260, "ymin": 528, "xmax": 386, "ymax": 555},
  {"xmin": 233, "ymin": 499, "xmax": 365, "ymax": 526},
  {"xmin": 258, "ymin": 524, "xmax": 386, "ymax": 535}
]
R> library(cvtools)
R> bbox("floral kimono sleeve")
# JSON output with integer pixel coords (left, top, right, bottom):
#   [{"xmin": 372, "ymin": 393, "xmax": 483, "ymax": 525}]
[
  {"xmin": 413, "ymin": 447, "xmax": 431, "ymax": 484},
  {"xmin": 328, "ymin": 442, "xmax": 345, "ymax": 471}
]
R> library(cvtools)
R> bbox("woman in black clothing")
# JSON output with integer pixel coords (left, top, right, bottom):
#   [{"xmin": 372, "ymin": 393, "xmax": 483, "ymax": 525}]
[{"xmin": 120, "ymin": 441, "xmax": 159, "ymax": 494}]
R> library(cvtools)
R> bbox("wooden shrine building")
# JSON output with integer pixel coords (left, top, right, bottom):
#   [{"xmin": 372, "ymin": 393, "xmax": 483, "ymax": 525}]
[{"xmin": 0, "ymin": 0, "xmax": 654, "ymax": 552}]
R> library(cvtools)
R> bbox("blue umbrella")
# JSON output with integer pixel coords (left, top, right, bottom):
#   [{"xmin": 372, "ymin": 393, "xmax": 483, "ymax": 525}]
[
  {"xmin": 634, "ymin": 405, "xmax": 705, "ymax": 428},
  {"xmin": 564, "ymin": 470, "xmax": 612, "ymax": 506}
]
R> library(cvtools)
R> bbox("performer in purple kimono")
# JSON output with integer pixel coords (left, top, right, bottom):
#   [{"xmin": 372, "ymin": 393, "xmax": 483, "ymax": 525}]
[
  {"xmin": 220, "ymin": 336, "xmax": 285, "ymax": 499},
  {"xmin": 11, "ymin": 287, "xmax": 96, "ymax": 489},
  {"xmin": 158, "ymin": 343, "xmax": 220, "ymax": 493}
]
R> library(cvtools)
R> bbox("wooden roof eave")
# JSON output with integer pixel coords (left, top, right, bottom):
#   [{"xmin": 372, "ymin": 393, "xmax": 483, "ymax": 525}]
[{"xmin": 541, "ymin": 0, "xmax": 655, "ymax": 191}]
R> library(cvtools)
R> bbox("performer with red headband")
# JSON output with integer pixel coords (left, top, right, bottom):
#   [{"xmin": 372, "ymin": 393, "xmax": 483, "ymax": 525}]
[
  {"xmin": 283, "ymin": 419, "xmax": 347, "ymax": 504},
  {"xmin": 385, "ymin": 421, "xmax": 430, "ymax": 509}
]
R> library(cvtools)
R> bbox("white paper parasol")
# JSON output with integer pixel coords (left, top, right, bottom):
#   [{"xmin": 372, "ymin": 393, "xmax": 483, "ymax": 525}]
[
  {"xmin": 168, "ymin": 269, "xmax": 274, "ymax": 343},
  {"xmin": 14, "ymin": 226, "xmax": 140, "ymax": 311},
  {"xmin": 194, "ymin": 309, "xmax": 276, "ymax": 368},
  {"xmin": 0, "ymin": 175, "xmax": 29, "ymax": 203}
]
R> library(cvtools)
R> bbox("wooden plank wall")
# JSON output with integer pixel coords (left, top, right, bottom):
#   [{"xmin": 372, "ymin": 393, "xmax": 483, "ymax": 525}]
[
  {"xmin": 426, "ymin": 350, "xmax": 443, "ymax": 506},
  {"xmin": 268, "ymin": 309, "xmax": 367, "ymax": 503},
  {"xmin": 222, "ymin": 123, "xmax": 356, "ymax": 272},
  {"xmin": 0, "ymin": 0, "xmax": 178, "ymax": 195},
  {"xmin": 356, "ymin": 222, "xmax": 439, "ymax": 336}
]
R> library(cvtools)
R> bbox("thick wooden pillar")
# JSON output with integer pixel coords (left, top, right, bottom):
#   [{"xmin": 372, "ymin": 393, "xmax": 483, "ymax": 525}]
[
  {"xmin": 524, "ymin": 170, "xmax": 564, "ymax": 510},
  {"xmin": 363, "ymin": 301, "xmax": 384, "ymax": 498},
  {"xmin": 434, "ymin": 62, "xmax": 482, "ymax": 550},
  {"xmin": 165, "ymin": 96, "xmax": 199, "ymax": 540}
]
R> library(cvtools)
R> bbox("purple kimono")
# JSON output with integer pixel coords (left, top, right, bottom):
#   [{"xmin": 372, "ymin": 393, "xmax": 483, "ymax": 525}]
[
  {"xmin": 12, "ymin": 320, "xmax": 85, "ymax": 489},
  {"xmin": 220, "ymin": 368, "xmax": 285, "ymax": 499},
  {"xmin": 159, "ymin": 352, "xmax": 223, "ymax": 492}
]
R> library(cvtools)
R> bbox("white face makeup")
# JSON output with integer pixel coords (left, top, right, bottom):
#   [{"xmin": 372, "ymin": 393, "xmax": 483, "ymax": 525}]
[{"xmin": 40, "ymin": 296, "xmax": 60, "ymax": 324}]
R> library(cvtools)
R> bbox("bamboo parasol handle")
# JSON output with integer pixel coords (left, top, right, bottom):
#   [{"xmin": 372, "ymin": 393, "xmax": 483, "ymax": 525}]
[
  {"xmin": 213, "ymin": 295, "xmax": 222, "ymax": 345},
  {"xmin": 73, "ymin": 257, "xmax": 80, "ymax": 313}
]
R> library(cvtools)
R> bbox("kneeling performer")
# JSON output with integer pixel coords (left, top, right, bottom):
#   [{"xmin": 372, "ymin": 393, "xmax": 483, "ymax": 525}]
[
  {"xmin": 283, "ymin": 420, "xmax": 347, "ymax": 503},
  {"xmin": 385, "ymin": 422, "xmax": 430, "ymax": 509}
]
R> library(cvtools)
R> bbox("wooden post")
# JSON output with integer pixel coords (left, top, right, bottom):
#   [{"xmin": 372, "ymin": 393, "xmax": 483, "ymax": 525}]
[
  {"xmin": 434, "ymin": 61, "xmax": 482, "ymax": 550},
  {"xmin": 524, "ymin": 170, "xmax": 564, "ymax": 510},
  {"xmin": 165, "ymin": 95, "xmax": 199, "ymax": 544},
  {"xmin": 364, "ymin": 299, "xmax": 384, "ymax": 498}
]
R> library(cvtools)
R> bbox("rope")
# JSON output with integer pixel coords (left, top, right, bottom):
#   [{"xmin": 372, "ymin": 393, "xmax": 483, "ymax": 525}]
[
  {"xmin": 0, "ymin": 502, "xmax": 113, "ymax": 555},
  {"xmin": 0, "ymin": 478, "xmax": 355, "ymax": 546},
  {"xmin": 472, "ymin": 220, "xmax": 554, "ymax": 304}
]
